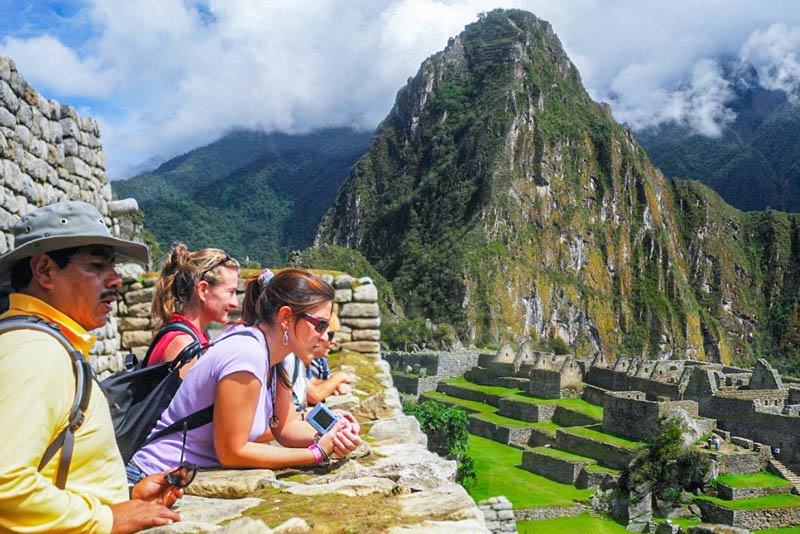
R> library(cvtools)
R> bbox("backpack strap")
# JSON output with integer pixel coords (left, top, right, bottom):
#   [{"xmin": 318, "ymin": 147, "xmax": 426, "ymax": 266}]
[
  {"xmin": 0, "ymin": 315, "xmax": 92, "ymax": 489},
  {"xmin": 290, "ymin": 355, "xmax": 304, "ymax": 412},
  {"xmin": 141, "ymin": 321, "xmax": 203, "ymax": 367},
  {"xmin": 139, "ymin": 329, "xmax": 262, "ymax": 448}
]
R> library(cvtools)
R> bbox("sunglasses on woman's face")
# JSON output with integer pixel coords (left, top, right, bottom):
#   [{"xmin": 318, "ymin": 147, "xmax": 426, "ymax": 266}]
[
  {"xmin": 301, "ymin": 312, "xmax": 330, "ymax": 333},
  {"xmin": 326, "ymin": 331, "xmax": 335, "ymax": 341}
]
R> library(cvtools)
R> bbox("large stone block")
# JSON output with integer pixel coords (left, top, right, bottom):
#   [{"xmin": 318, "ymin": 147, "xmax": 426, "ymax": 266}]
[
  {"xmin": 124, "ymin": 288, "xmax": 154, "ymax": 305},
  {"xmin": 0, "ymin": 80, "xmax": 19, "ymax": 112},
  {"xmin": 339, "ymin": 302, "xmax": 379, "ymax": 318},
  {"xmin": 0, "ymin": 107, "xmax": 15, "ymax": 128},
  {"xmin": 340, "ymin": 317, "xmax": 381, "ymax": 329},
  {"xmin": 353, "ymin": 282, "xmax": 378, "ymax": 302},
  {"xmin": 117, "ymin": 317, "xmax": 152, "ymax": 330},
  {"xmin": 342, "ymin": 341, "xmax": 381, "ymax": 354},
  {"xmin": 334, "ymin": 274, "xmax": 354, "ymax": 289},
  {"xmin": 334, "ymin": 288, "xmax": 352, "ymax": 303},
  {"xmin": 121, "ymin": 329, "xmax": 153, "ymax": 348},
  {"xmin": 352, "ymin": 329, "xmax": 380, "ymax": 341}
]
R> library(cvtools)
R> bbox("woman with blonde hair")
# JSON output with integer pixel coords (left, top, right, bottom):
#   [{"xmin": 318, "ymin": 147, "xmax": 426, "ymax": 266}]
[
  {"xmin": 146, "ymin": 244, "xmax": 240, "ymax": 373},
  {"xmin": 128, "ymin": 268, "xmax": 360, "ymax": 481}
]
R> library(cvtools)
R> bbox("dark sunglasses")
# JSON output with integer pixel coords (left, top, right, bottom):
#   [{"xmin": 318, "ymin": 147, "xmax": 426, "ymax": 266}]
[
  {"xmin": 301, "ymin": 312, "xmax": 330, "ymax": 333},
  {"xmin": 326, "ymin": 331, "xmax": 335, "ymax": 341},
  {"xmin": 199, "ymin": 253, "xmax": 233, "ymax": 282},
  {"xmin": 165, "ymin": 423, "xmax": 198, "ymax": 489}
]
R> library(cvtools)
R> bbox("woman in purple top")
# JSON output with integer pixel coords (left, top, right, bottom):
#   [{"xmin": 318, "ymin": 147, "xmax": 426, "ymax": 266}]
[{"xmin": 130, "ymin": 268, "xmax": 361, "ymax": 479}]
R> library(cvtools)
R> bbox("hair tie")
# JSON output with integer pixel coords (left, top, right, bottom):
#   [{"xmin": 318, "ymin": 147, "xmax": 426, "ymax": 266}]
[{"xmin": 258, "ymin": 268, "xmax": 274, "ymax": 287}]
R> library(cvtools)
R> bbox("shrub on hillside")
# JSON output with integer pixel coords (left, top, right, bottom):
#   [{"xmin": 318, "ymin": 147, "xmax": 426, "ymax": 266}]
[
  {"xmin": 403, "ymin": 400, "xmax": 476, "ymax": 486},
  {"xmin": 626, "ymin": 416, "xmax": 710, "ymax": 507}
]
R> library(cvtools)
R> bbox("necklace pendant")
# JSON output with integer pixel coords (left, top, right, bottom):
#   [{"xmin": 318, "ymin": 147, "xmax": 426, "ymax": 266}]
[{"xmin": 269, "ymin": 414, "xmax": 279, "ymax": 428}]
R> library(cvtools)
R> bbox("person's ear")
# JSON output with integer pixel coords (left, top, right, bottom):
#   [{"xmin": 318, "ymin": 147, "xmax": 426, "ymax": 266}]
[
  {"xmin": 196, "ymin": 279, "xmax": 210, "ymax": 303},
  {"xmin": 277, "ymin": 305, "xmax": 293, "ymax": 329},
  {"xmin": 29, "ymin": 254, "xmax": 57, "ymax": 290}
]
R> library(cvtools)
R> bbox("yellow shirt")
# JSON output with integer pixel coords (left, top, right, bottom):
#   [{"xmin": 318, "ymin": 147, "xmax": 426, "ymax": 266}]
[{"xmin": 0, "ymin": 294, "xmax": 127, "ymax": 533}]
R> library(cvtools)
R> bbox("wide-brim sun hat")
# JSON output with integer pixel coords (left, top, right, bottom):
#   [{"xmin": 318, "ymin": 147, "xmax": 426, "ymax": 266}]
[{"xmin": 0, "ymin": 200, "xmax": 149, "ymax": 282}]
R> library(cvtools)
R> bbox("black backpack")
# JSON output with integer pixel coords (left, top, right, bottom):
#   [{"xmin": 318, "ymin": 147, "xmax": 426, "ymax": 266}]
[
  {"xmin": 101, "ymin": 321, "xmax": 211, "ymax": 463},
  {"xmin": 102, "ymin": 323, "xmax": 259, "ymax": 463},
  {"xmin": 0, "ymin": 315, "xmax": 93, "ymax": 489}
]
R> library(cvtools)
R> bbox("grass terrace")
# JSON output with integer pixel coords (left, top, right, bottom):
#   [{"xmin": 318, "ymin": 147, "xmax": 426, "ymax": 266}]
[
  {"xmin": 584, "ymin": 464, "xmax": 622, "ymax": 476},
  {"xmin": 509, "ymin": 393, "xmax": 604, "ymax": 420},
  {"xmin": 422, "ymin": 391, "xmax": 495, "ymax": 414},
  {"xmin": 443, "ymin": 376, "xmax": 522, "ymax": 396},
  {"xmin": 695, "ymin": 494, "xmax": 800, "ymax": 511},
  {"xmin": 531, "ymin": 446, "xmax": 596, "ymax": 464},
  {"xmin": 756, "ymin": 527, "xmax": 800, "ymax": 534},
  {"xmin": 716, "ymin": 471, "xmax": 792, "ymax": 489},
  {"xmin": 518, "ymin": 513, "xmax": 629, "ymax": 533},
  {"xmin": 560, "ymin": 425, "xmax": 646, "ymax": 450},
  {"xmin": 467, "ymin": 435, "xmax": 593, "ymax": 508}
]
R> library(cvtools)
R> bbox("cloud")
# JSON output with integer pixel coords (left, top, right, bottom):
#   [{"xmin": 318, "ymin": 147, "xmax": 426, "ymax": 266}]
[
  {"xmin": 740, "ymin": 23, "xmax": 800, "ymax": 100},
  {"xmin": 609, "ymin": 58, "xmax": 736, "ymax": 136},
  {"xmin": 3, "ymin": 1, "xmax": 800, "ymax": 177},
  {"xmin": 0, "ymin": 34, "xmax": 113, "ymax": 97}
]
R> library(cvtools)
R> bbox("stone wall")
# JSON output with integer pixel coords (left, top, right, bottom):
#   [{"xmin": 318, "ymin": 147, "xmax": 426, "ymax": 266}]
[
  {"xmin": 383, "ymin": 349, "xmax": 481, "ymax": 396},
  {"xmin": 602, "ymin": 391, "xmax": 699, "ymax": 442},
  {"xmin": 716, "ymin": 482, "xmax": 791, "ymax": 500},
  {"xmin": 704, "ymin": 395, "xmax": 799, "ymax": 464},
  {"xmin": 0, "ymin": 54, "xmax": 143, "ymax": 372},
  {"xmin": 553, "ymin": 429, "xmax": 635, "ymax": 470},
  {"xmin": 478, "ymin": 496, "xmax": 516, "ymax": 534},
  {"xmin": 696, "ymin": 499, "xmax": 800, "ymax": 530}
]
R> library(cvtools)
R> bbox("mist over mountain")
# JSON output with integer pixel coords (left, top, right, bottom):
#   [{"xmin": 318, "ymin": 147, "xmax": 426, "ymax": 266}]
[
  {"xmin": 112, "ymin": 128, "xmax": 372, "ymax": 265},
  {"xmin": 636, "ymin": 62, "xmax": 800, "ymax": 212},
  {"xmin": 314, "ymin": 9, "xmax": 800, "ymax": 366}
]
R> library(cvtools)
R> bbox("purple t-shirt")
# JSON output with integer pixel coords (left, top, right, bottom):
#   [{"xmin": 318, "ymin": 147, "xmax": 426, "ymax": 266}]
[{"xmin": 132, "ymin": 324, "xmax": 271, "ymax": 474}]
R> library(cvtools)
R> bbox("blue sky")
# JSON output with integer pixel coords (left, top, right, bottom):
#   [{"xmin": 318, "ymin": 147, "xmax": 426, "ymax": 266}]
[{"xmin": 2, "ymin": 0, "xmax": 800, "ymax": 179}]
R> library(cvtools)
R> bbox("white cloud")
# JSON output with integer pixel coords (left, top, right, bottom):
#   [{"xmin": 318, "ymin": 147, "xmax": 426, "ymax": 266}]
[
  {"xmin": 609, "ymin": 58, "xmax": 736, "ymax": 136},
  {"xmin": 0, "ymin": 34, "xmax": 113, "ymax": 97},
  {"xmin": 3, "ymin": 1, "xmax": 800, "ymax": 177},
  {"xmin": 741, "ymin": 23, "xmax": 800, "ymax": 100}
]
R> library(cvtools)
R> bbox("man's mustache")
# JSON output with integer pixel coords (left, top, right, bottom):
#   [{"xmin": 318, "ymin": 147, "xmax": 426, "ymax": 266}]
[{"xmin": 100, "ymin": 290, "xmax": 120, "ymax": 302}]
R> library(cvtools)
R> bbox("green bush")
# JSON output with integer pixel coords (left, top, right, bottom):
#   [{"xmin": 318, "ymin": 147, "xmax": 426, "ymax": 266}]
[
  {"xmin": 626, "ymin": 416, "xmax": 710, "ymax": 504},
  {"xmin": 402, "ymin": 400, "xmax": 476, "ymax": 486}
]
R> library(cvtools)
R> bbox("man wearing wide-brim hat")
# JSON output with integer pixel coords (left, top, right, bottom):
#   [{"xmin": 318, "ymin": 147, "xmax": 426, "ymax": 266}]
[{"xmin": 0, "ymin": 201, "xmax": 181, "ymax": 533}]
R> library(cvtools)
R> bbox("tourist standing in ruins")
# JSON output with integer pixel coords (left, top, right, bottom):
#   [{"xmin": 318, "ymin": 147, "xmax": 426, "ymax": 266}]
[
  {"xmin": 147, "ymin": 243, "xmax": 240, "ymax": 375},
  {"xmin": 0, "ymin": 201, "xmax": 181, "ymax": 533},
  {"xmin": 128, "ymin": 268, "xmax": 361, "ymax": 481}
]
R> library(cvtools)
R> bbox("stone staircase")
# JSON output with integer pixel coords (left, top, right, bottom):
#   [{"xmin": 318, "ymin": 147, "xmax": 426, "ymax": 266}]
[{"xmin": 769, "ymin": 459, "xmax": 800, "ymax": 494}]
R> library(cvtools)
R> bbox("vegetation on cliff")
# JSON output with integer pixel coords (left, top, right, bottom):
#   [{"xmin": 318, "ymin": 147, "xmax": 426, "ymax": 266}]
[
  {"xmin": 315, "ymin": 9, "xmax": 800, "ymax": 365},
  {"xmin": 113, "ymin": 128, "xmax": 371, "ymax": 266}
]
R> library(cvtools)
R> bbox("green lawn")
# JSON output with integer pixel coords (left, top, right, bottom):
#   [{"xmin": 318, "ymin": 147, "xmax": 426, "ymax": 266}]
[
  {"xmin": 696, "ymin": 493, "xmax": 800, "ymax": 510},
  {"xmin": 756, "ymin": 527, "xmax": 800, "ymax": 534},
  {"xmin": 716, "ymin": 471, "xmax": 792, "ymax": 489},
  {"xmin": 467, "ymin": 435, "xmax": 593, "ymax": 508},
  {"xmin": 561, "ymin": 425, "xmax": 646, "ymax": 450},
  {"xmin": 473, "ymin": 411, "xmax": 538, "ymax": 428},
  {"xmin": 584, "ymin": 464, "xmax": 621, "ymax": 475},
  {"xmin": 517, "ymin": 513, "xmax": 629, "ymax": 533},
  {"xmin": 422, "ymin": 391, "xmax": 495, "ymax": 413},
  {"xmin": 530, "ymin": 446, "xmax": 596, "ymax": 463},
  {"xmin": 444, "ymin": 377, "xmax": 522, "ymax": 396},
  {"xmin": 529, "ymin": 421, "xmax": 561, "ymax": 437},
  {"xmin": 511, "ymin": 394, "xmax": 604, "ymax": 420}
]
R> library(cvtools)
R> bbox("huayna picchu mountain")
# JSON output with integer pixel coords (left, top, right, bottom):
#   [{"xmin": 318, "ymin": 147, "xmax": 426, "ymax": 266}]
[{"xmin": 315, "ymin": 9, "xmax": 800, "ymax": 367}]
